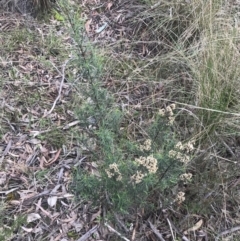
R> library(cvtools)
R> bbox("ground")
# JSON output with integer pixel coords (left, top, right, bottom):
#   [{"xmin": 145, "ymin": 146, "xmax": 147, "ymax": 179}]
[{"xmin": 1, "ymin": 0, "xmax": 240, "ymax": 241}]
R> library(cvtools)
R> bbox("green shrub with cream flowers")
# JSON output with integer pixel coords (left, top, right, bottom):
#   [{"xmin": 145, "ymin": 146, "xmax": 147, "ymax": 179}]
[
  {"xmin": 63, "ymin": 1, "xmax": 195, "ymax": 213},
  {"xmin": 72, "ymin": 82, "xmax": 194, "ymax": 213}
]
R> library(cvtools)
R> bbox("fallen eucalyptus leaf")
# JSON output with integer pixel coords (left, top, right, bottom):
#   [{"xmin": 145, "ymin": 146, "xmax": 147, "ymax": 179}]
[
  {"xmin": 27, "ymin": 213, "xmax": 41, "ymax": 223},
  {"xmin": 184, "ymin": 219, "xmax": 203, "ymax": 234},
  {"xmin": 96, "ymin": 22, "xmax": 108, "ymax": 33},
  {"xmin": 48, "ymin": 196, "xmax": 58, "ymax": 207}
]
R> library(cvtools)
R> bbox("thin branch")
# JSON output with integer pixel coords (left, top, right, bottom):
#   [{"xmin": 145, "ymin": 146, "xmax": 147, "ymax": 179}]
[
  {"xmin": 210, "ymin": 154, "xmax": 237, "ymax": 164},
  {"xmin": 105, "ymin": 222, "xmax": 130, "ymax": 241},
  {"xmin": 157, "ymin": 97, "xmax": 240, "ymax": 117},
  {"xmin": 215, "ymin": 131, "xmax": 236, "ymax": 158},
  {"xmin": 76, "ymin": 225, "xmax": 98, "ymax": 241},
  {"xmin": 151, "ymin": 1, "xmax": 161, "ymax": 9},
  {"xmin": 131, "ymin": 215, "xmax": 138, "ymax": 241},
  {"xmin": 166, "ymin": 218, "xmax": 176, "ymax": 241},
  {"xmin": 148, "ymin": 220, "xmax": 166, "ymax": 241},
  {"xmin": 216, "ymin": 226, "xmax": 240, "ymax": 240},
  {"xmin": 165, "ymin": 218, "xmax": 190, "ymax": 241},
  {"xmin": 114, "ymin": 212, "xmax": 129, "ymax": 233},
  {"xmin": 44, "ymin": 59, "xmax": 70, "ymax": 117},
  {"xmin": 0, "ymin": 139, "xmax": 12, "ymax": 164}
]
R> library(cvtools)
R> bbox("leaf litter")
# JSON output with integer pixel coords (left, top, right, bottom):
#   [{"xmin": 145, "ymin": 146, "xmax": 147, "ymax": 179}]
[
  {"xmin": 0, "ymin": 1, "xmax": 213, "ymax": 241},
  {"xmin": 0, "ymin": 7, "xmax": 102, "ymax": 241}
]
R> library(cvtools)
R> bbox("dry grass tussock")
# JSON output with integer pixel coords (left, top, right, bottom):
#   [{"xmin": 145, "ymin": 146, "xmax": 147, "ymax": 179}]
[
  {"xmin": 83, "ymin": 0, "xmax": 240, "ymax": 239},
  {"xmin": 0, "ymin": 0, "xmax": 54, "ymax": 16},
  {"xmin": 103, "ymin": 0, "xmax": 240, "ymax": 141}
]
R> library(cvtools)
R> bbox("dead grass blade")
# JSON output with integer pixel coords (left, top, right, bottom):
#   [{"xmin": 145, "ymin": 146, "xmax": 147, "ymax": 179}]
[{"xmin": 216, "ymin": 226, "xmax": 240, "ymax": 240}]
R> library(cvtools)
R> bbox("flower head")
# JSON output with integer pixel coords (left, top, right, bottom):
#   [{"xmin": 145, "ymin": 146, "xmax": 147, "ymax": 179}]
[
  {"xmin": 131, "ymin": 171, "xmax": 146, "ymax": 184},
  {"xmin": 180, "ymin": 173, "xmax": 192, "ymax": 182},
  {"xmin": 159, "ymin": 109, "xmax": 165, "ymax": 116},
  {"xmin": 140, "ymin": 139, "xmax": 152, "ymax": 151},
  {"xmin": 105, "ymin": 163, "xmax": 122, "ymax": 181},
  {"xmin": 135, "ymin": 155, "xmax": 158, "ymax": 174},
  {"xmin": 175, "ymin": 191, "xmax": 185, "ymax": 204}
]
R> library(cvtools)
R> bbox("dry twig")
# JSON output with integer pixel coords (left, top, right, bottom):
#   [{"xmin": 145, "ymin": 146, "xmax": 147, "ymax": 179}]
[
  {"xmin": 216, "ymin": 226, "xmax": 240, "ymax": 240},
  {"xmin": 114, "ymin": 212, "xmax": 129, "ymax": 233},
  {"xmin": 45, "ymin": 59, "xmax": 70, "ymax": 117},
  {"xmin": 166, "ymin": 218, "xmax": 176, "ymax": 241},
  {"xmin": 131, "ymin": 215, "xmax": 138, "ymax": 241},
  {"xmin": 148, "ymin": 220, "xmax": 166, "ymax": 241},
  {"xmin": 77, "ymin": 225, "xmax": 99, "ymax": 241},
  {"xmin": 165, "ymin": 218, "xmax": 190, "ymax": 241},
  {"xmin": 105, "ymin": 222, "xmax": 130, "ymax": 241}
]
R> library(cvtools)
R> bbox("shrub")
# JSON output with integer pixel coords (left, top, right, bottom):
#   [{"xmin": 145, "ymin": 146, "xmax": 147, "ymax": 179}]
[
  {"xmin": 72, "ymin": 78, "xmax": 193, "ymax": 212},
  {"xmin": 58, "ymin": 0, "xmax": 196, "ymax": 216}
]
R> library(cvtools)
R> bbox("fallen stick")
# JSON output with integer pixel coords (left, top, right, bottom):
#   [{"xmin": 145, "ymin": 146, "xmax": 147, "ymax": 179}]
[
  {"xmin": 148, "ymin": 220, "xmax": 166, "ymax": 241},
  {"xmin": 105, "ymin": 222, "xmax": 130, "ymax": 241},
  {"xmin": 216, "ymin": 226, "xmax": 240, "ymax": 240},
  {"xmin": 77, "ymin": 225, "xmax": 99, "ymax": 241},
  {"xmin": 44, "ymin": 59, "xmax": 70, "ymax": 117}
]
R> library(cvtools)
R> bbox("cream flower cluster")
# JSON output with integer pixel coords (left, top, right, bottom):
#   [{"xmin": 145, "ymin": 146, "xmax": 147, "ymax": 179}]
[
  {"xmin": 105, "ymin": 163, "xmax": 122, "ymax": 181},
  {"xmin": 131, "ymin": 155, "xmax": 158, "ymax": 184},
  {"xmin": 105, "ymin": 155, "xmax": 158, "ymax": 184},
  {"xmin": 135, "ymin": 155, "xmax": 158, "ymax": 174},
  {"xmin": 175, "ymin": 191, "xmax": 185, "ymax": 204},
  {"xmin": 168, "ymin": 141, "xmax": 194, "ymax": 164},
  {"xmin": 159, "ymin": 103, "xmax": 176, "ymax": 116},
  {"xmin": 180, "ymin": 173, "xmax": 192, "ymax": 182},
  {"xmin": 175, "ymin": 141, "xmax": 194, "ymax": 153},
  {"xmin": 159, "ymin": 103, "xmax": 176, "ymax": 125},
  {"xmin": 140, "ymin": 139, "xmax": 152, "ymax": 151},
  {"xmin": 131, "ymin": 171, "xmax": 146, "ymax": 184},
  {"xmin": 168, "ymin": 150, "xmax": 190, "ymax": 164}
]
